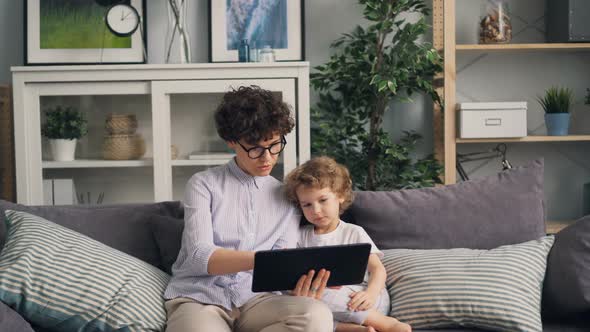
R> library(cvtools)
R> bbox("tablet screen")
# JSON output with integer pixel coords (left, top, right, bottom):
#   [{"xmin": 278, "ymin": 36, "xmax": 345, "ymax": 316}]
[{"xmin": 252, "ymin": 243, "xmax": 371, "ymax": 292}]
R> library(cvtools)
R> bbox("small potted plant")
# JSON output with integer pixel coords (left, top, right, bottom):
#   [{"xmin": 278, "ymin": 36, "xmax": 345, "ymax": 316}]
[
  {"xmin": 41, "ymin": 106, "xmax": 88, "ymax": 161},
  {"xmin": 537, "ymin": 86, "xmax": 574, "ymax": 136}
]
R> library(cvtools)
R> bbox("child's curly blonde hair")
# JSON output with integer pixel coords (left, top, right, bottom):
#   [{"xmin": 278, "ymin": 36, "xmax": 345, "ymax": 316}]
[{"xmin": 284, "ymin": 156, "xmax": 353, "ymax": 214}]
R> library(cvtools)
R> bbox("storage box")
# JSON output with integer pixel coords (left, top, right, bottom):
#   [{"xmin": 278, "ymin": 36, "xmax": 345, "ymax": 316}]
[{"xmin": 459, "ymin": 102, "xmax": 527, "ymax": 139}]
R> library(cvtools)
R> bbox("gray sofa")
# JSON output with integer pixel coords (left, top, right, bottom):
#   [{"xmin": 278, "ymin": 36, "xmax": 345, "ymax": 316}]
[{"xmin": 0, "ymin": 159, "xmax": 589, "ymax": 331}]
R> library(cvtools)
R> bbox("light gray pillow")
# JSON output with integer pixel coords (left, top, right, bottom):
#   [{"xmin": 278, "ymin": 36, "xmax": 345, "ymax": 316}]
[
  {"xmin": 383, "ymin": 236, "xmax": 555, "ymax": 332},
  {"xmin": 342, "ymin": 159, "xmax": 545, "ymax": 249}
]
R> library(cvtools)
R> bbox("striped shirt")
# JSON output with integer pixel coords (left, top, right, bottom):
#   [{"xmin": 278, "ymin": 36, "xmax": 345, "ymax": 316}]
[{"xmin": 164, "ymin": 158, "xmax": 300, "ymax": 310}]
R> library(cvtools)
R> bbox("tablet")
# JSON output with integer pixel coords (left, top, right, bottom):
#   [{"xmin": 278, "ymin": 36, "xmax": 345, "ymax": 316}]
[{"xmin": 252, "ymin": 243, "xmax": 371, "ymax": 292}]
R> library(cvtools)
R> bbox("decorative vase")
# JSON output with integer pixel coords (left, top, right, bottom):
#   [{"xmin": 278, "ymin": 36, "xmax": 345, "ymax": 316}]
[
  {"xmin": 545, "ymin": 113, "xmax": 570, "ymax": 136},
  {"xmin": 105, "ymin": 114, "xmax": 138, "ymax": 135},
  {"xmin": 49, "ymin": 139, "xmax": 77, "ymax": 161},
  {"xmin": 165, "ymin": 0, "xmax": 191, "ymax": 63}
]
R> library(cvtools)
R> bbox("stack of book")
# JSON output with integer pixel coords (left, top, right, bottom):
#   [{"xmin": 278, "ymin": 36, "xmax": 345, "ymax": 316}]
[{"xmin": 188, "ymin": 152, "xmax": 235, "ymax": 162}]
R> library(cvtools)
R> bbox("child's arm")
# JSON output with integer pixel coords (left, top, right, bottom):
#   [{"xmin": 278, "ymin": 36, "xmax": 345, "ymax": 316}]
[{"xmin": 347, "ymin": 253, "xmax": 386, "ymax": 311}]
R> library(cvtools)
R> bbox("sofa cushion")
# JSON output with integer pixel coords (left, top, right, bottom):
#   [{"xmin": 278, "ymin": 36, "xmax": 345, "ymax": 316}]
[
  {"xmin": 0, "ymin": 210, "xmax": 169, "ymax": 332},
  {"xmin": 0, "ymin": 301, "xmax": 34, "ymax": 332},
  {"xmin": 0, "ymin": 200, "xmax": 182, "ymax": 270},
  {"xmin": 543, "ymin": 215, "xmax": 590, "ymax": 317},
  {"xmin": 149, "ymin": 214, "xmax": 184, "ymax": 274},
  {"xmin": 383, "ymin": 236, "xmax": 555, "ymax": 332},
  {"xmin": 342, "ymin": 159, "xmax": 545, "ymax": 249}
]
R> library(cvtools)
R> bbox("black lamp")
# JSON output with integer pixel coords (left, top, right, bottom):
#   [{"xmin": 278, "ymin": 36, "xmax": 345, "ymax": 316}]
[{"xmin": 456, "ymin": 143, "xmax": 512, "ymax": 181}]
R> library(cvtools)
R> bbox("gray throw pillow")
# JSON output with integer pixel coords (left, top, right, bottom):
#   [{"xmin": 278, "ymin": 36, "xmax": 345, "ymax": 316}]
[
  {"xmin": 543, "ymin": 215, "xmax": 590, "ymax": 317},
  {"xmin": 150, "ymin": 214, "xmax": 184, "ymax": 274},
  {"xmin": 341, "ymin": 159, "xmax": 546, "ymax": 250},
  {"xmin": 0, "ymin": 200, "xmax": 182, "ymax": 271},
  {"xmin": 0, "ymin": 301, "xmax": 34, "ymax": 332}
]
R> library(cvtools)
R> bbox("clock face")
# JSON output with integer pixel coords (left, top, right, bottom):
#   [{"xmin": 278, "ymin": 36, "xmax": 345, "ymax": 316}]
[{"xmin": 106, "ymin": 4, "xmax": 140, "ymax": 37}]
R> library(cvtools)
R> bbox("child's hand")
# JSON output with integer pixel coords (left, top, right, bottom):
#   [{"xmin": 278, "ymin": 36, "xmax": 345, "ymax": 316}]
[{"xmin": 347, "ymin": 289, "xmax": 379, "ymax": 311}]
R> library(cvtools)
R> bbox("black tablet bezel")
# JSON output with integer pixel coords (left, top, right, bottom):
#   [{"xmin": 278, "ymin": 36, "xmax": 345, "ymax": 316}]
[{"xmin": 252, "ymin": 243, "xmax": 371, "ymax": 292}]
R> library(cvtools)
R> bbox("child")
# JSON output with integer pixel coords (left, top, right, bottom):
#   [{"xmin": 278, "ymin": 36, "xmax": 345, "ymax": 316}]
[{"xmin": 285, "ymin": 156, "xmax": 411, "ymax": 332}]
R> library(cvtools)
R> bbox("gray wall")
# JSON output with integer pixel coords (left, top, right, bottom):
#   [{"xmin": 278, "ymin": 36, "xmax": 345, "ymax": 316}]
[{"xmin": 2, "ymin": 0, "xmax": 589, "ymax": 219}]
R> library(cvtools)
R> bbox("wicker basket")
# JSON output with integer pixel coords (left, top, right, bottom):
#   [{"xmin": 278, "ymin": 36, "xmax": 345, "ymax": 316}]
[
  {"xmin": 102, "ymin": 134, "xmax": 146, "ymax": 160},
  {"xmin": 105, "ymin": 114, "xmax": 138, "ymax": 135}
]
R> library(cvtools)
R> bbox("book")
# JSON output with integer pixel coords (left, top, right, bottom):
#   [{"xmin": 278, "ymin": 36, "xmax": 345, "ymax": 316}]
[{"xmin": 188, "ymin": 152, "xmax": 235, "ymax": 160}]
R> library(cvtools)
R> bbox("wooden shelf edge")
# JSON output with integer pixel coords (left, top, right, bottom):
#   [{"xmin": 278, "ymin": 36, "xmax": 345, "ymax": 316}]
[
  {"xmin": 456, "ymin": 43, "xmax": 590, "ymax": 51},
  {"xmin": 546, "ymin": 220, "xmax": 574, "ymax": 234},
  {"xmin": 456, "ymin": 135, "xmax": 590, "ymax": 143}
]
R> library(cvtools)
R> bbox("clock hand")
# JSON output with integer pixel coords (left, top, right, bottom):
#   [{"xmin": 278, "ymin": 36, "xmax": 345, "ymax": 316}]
[{"xmin": 123, "ymin": 11, "xmax": 133, "ymax": 20}]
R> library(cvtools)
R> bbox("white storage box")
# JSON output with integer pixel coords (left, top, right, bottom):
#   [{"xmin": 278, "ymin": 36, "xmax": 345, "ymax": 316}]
[{"xmin": 459, "ymin": 102, "xmax": 527, "ymax": 138}]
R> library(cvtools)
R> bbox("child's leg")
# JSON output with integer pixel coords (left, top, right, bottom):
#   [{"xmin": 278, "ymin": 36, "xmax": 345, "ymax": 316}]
[
  {"xmin": 363, "ymin": 310, "xmax": 411, "ymax": 332},
  {"xmin": 335, "ymin": 321, "xmax": 376, "ymax": 332}
]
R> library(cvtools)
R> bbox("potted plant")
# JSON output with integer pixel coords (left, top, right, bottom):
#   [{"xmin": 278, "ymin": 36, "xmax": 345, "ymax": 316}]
[
  {"xmin": 41, "ymin": 106, "xmax": 88, "ymax": 161},
  {"xmin": 311, "ymin": 0, "xmax": 443, "ymax": 190},
  {"xmin": 537, "ymin": 86, "xmax": 574, "ymax": 136}
]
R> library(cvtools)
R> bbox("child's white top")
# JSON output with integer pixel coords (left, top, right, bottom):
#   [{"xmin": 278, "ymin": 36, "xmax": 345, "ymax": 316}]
[{"xmin": 298, "ymin": 220, "xmax": 383, "ymax": 259}]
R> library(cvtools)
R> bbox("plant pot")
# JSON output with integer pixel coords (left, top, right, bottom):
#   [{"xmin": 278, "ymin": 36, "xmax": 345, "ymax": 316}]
[
  {"xmin": 545, "ymin": 113, "xmax": 570, "ymax": 136},
  {"xmin": 49, "ymin": 139, "xmax": 77, "ymax": 161}
]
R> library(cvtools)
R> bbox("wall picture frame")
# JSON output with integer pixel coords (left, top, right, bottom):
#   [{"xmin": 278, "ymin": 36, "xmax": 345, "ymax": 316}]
[
  {"xmin": 209, "ymin": 0, "xmax": 304, "ymax": 62},
  {"xmin": 25, "ymin": 0, "xmax": 146, "ymax": 65}
]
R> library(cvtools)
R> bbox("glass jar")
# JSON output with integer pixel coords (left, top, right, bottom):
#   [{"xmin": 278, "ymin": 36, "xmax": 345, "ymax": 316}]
[
  {"xmin": 479, "ymin": 0, "xmax": 512, "ymax": 44},
  {"xmin": 258, "ymin": 45, "xmax": 276, "ymax": 63}
]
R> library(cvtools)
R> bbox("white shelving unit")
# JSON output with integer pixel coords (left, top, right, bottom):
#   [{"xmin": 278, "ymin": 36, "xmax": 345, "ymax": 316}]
[{"xmin": 12, "ymin": 63, "xmax": 310, "ymax": 205}]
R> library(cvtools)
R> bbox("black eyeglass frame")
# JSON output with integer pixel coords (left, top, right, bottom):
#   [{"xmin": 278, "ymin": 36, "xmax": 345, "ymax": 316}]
[{"xmin": 237, "ymin": 136, "xmax": 287, "ymax": 159}]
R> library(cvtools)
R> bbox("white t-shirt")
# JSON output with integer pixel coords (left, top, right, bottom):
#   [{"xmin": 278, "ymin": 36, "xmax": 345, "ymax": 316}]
[{"xmin": 298, "ymin": 220, "xmax": 383, "ymax": 259}]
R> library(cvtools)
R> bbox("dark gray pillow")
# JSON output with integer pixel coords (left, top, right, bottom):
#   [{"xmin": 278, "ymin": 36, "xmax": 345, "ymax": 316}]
[
  {"xmin": 543, "ymin": 215, "xmax": 590, "ymax": 317},
  {"xmin": 341, "ymin": 159, "xmax": 546, "ymax": 250},
  {"xmin": 150, "ymin": 214, "xmax": 184, "ymax": 274},
  {"xmin": 0, "ymin": 200, "xmax": 182, "ymax": 271},
  {"xmin": 0, "ymin": 301, "xmax": 34, "ymax": 332}
]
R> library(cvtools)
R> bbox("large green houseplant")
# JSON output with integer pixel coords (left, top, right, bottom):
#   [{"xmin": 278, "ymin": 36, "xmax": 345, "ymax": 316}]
[{"xmin": 311, "ymin": 0, "xmax": 443, "ymax": 190}]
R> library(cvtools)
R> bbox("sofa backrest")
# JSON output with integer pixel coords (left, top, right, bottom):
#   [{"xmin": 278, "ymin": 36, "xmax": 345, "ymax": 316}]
[
  {"xmin": 0, "ymin": 200, "xmax": 183, "ymax": 272},
  {"xmin": 341, "ymin": 159, "xmax": 546, "ymax": 250}
]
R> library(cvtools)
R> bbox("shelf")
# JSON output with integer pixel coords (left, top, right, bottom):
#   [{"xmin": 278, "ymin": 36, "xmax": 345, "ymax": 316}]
[
  {"xmin": 456, "ymin": 135, "xmax": 590, "ymax": 144},
  {"xmin": 171, "ymin": 158, "xmax": 233, "ymax": 167},
  {"xmin": 456, "ymin": 43, "xmax": 590, "ymax": 52},
  {"xmin": 546, "ymin": 220, "xmax": 574, "ymax": 234},
  {"xmin": 42, "ymin": 159, "xmax": 153, "ymax": 169}
]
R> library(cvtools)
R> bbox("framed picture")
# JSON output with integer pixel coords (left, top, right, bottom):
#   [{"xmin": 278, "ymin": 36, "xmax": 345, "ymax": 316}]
[
  {"xmin": 209, "ymin": 0, "xmax": 304, "ymax": 62},
  {"xmin": 25, "ymin": 0, "xmax": 146, "ymax": 65}
]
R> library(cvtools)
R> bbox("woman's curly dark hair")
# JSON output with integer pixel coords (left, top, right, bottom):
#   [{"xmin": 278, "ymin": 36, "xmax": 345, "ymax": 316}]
[{"xmin": 214, "ymin": 86, "xmax": 295, "ymax": 144}]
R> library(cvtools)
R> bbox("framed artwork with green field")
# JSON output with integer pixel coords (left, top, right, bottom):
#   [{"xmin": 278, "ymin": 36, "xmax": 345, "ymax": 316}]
[{"xmin": 26, "ymin": 0, "xmax": 146, "ymax": 65}]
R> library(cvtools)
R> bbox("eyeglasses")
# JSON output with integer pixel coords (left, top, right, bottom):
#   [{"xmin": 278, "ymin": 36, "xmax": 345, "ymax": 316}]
[{"xmin": 237, "ymin": 136, "xmax": 287, "ymax": 159}]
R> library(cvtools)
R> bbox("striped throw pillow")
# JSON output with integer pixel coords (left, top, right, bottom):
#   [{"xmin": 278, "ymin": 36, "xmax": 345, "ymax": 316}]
[
  {"xmin": 0, "ymin": 210, "xmax": 170, "ymax": 332},
  {"xmin": 383, "ymin": 236, "xmax": 554, "ymax": 332}
]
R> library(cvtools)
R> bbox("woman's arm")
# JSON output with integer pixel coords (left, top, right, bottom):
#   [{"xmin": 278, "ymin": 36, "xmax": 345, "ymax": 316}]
[{"xmin": 207, "ymin": 249, "xmax": 255, "ymax": 275}]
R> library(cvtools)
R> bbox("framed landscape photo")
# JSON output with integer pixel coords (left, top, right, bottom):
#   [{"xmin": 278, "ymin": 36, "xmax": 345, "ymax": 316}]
[
  {"xmin": 209, "ymin": 0, "xmax": 304, "ymax": 62},
  {"xmin": 25, "ymin": 0, "xmax": 146, "ymax": 65}
]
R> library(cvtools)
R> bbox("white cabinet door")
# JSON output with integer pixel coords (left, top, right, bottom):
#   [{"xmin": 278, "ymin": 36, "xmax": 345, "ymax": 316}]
[
  {"xmin": 14, "ymin": 81, "xmax": 151, "ymax": 205},
  {"xmin": 151, "ymin": 79, "xmax": 297, "ymax": 202}
]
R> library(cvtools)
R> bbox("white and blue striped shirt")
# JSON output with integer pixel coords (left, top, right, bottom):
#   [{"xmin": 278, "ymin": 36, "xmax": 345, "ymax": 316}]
[{"xmin": 164, "ymin": 158, "xmax": 300, "ymax": 310}]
